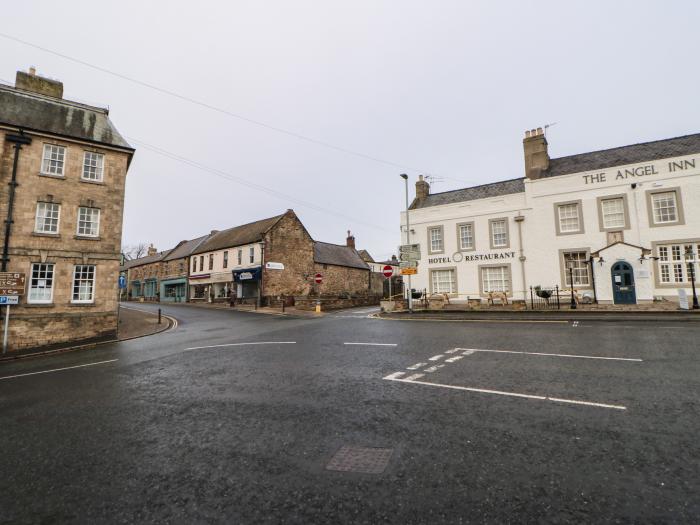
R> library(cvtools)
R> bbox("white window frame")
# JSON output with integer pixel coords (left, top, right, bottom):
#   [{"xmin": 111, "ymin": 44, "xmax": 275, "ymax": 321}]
[
  {"xmin": 428, "ymin": 226, "xmax": 444, "ymax": 254},
  {"xmin": 41, "ymin": 144, "xmax": 66, "ymax": 176},
  {"xmin": 72, "ymin": 265, "xmax": 96, "ymax": 303},
  {"xmin": 77, "ymin": 207, "xmax": 101, "ymax": 237},
  {"xmin": 562, "ymin": 251, "xmax": 590, "ymax": 287},
  {"xmin": 458, "ymin": 223, "xmax": 474, "ymax": 251},
  {"xmin": 490, "ymin": 218, "xmax": 508, "ymax": 248},
  {"xmin": 249, "ymin": 246, "xmax": 255, "ymax": 264},
  {"xmin": 651, "ymin": 192, "xmax": 678, "ymax": 224},
  {"xmin": 481, "ymin": 266, "xmax": 510, "ymax": 293},
  {"xmin": 657, "ymin": 242, "xmax": 700, "ymax": 284},
  {"xmin": 601, "ymin": 198, "xmax": 625, "ymax": 229},
  {"xmin": 237, "ymin": 249, "xmax": 242, "ymax": 265},
  {"xmin": 28, "ymin": 263, "xmax": 55, "ymax": 304},
  {"xmin": 35, "ymin": 202, "xmax": 61, "ymax": 234},
  {"xmin": 431, "ymin": 269, "xmax": 456, "ymax": 294},
  {"xmin": 557, "ymin": 202, "xmax": 582, "ymax": 234},
  {"xmin": 82, "ymin": 151, "xmax": 105, "ymax": 182}
]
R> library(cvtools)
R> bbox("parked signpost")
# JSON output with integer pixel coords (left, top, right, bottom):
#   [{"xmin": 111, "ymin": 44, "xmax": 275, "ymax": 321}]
[
  {"xmin": 314, "ymin": 273, "xmax": 323, "ymax": 312},
  {"xmin": 0, "ymin": 272, "xmax": 25, "ymax": 354}
]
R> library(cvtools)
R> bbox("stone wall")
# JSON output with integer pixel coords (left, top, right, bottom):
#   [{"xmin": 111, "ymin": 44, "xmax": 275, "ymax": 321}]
[
  {"xmin": 262, "ymin": 211, "xmax": 315, "ymax": 301},
  {"xmin": 294, "ymin": 294, "xmax": 380, "ymax": 311},
  {"xmin": 312, "ymin": 263, "xmax": 372, "ymax": 296},
  {"xmin": 0, "ymin": 127, "xmax": 130, "ymax": 352}
]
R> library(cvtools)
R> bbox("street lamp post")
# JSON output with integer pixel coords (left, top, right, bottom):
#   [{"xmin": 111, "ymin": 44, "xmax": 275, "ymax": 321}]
[
  {"xmin": 400, "ymin": 174, "xmax": 413, "ymax": 313},
  {"xmin": 566, "ymin": 258, "xmax": 577, "ymax": 310},
  {"xmin": 685, "ymin": 247, "xmax": 699, "ymax": 310}
]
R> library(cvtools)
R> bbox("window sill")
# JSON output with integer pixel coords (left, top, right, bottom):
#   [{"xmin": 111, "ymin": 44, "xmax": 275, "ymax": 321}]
[
  {"xmin": 32, "ymin": 232, "xmax": 60, "ymax": 238},
  {"xmin": 79, "ymin": 178, "xmax": 105, "ymax": 185},
  {"xmin": 23, "ymin": 302, "xmax": 55, "ymax": 308},
  {"xmin": 69, "ymin": 302, "xmax": 96, "ymax": 307},
  {"xmin": 74, "ymin": 235, "xmax": 101, "ymax": 241},
  {"xmin": 38, "ymin": 173, "xmax": 66, "ymax": 180}
]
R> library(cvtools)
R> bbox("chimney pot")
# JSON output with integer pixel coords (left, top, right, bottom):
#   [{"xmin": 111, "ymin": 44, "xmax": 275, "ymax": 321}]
[
  {"xmin": 523, "ymin": 125, "xmax": 550, "ymax": 180},
  {"xmin": 346, "ymin": 231, "xmax": 356, "ymax": 249},
  {"xmin": 415, "ymin": 175, "xmax": 430, "ymax": 200},
  {"xmin": 29, "ymin": 66, "xmax": 36, "ymax": 76}
]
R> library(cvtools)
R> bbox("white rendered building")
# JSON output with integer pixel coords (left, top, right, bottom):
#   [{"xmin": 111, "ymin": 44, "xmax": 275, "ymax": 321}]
[{"xmin": 402, "ymin": 129, "xmax": 700, "ymax": 305}]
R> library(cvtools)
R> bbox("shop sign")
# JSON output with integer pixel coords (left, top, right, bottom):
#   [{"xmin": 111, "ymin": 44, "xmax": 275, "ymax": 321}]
[
  {"xmin": 679, "ymin": 289, "xmax": 689, "ymax": 310},
  {"xmin": 581, "ymin": 158, "xmax": 696, "ymax": 186},
  {"xmin": 265, "ymin": 262, "xmax": 285, "ymax": 270},
  {"xmin": 239, "ymin": 272, "xmax": 254, "ymax": 280},
  {"xmin": 428, "ymin": 251, "xmax": 516, "ymax": 265}
]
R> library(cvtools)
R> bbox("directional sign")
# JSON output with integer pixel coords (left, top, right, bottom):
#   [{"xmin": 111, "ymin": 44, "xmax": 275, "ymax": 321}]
[
  {"xmin": 118, "ymin": 275, "xmax": 127, "ymax": 289},
  {"xmin": 0, "ymin": 296, "xmax": 19, "ymax": 305},
  {"xmin": 398, "ymin": 244, "xmax": 421, "ymax": 262},
  {"xmin": 314, "ymin": 273, "xmax": 323, "ymax": 284},
  {"xmin": 400, "ymin": 267, "xmax": 417, "ymax": 276},
  {"xmin": 382, "ymin": 265, "xmax": 394, "ymax": 278},
  {"xmin": 0, "ymin": 273, "xmax": 25, "ymax": 295},
  {"xmin": 399, "ymin": 261, "xmax": 418, "ymax": 269}
]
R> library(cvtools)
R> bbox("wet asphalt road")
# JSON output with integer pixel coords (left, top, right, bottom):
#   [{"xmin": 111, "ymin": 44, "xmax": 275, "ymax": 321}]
[{"xmin": 1, "ymin": 304, "xmax": 699, "ymax": 524}]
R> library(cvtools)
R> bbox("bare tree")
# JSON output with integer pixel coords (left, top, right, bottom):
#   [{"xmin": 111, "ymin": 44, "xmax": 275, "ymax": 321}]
[{"xmin": 122, "ymin": 243, "xmax": 149, "ymax": 261}]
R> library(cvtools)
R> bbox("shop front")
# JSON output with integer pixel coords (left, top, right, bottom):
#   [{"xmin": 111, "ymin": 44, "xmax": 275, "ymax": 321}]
[
  {"xmin": 233, "ymin": 267, "xmax": 262, "ymax": 304},
  {"xmin": 189, "ymin": 272, "xmax": 234, "ymax": 303},
  {"xmin": 161, "ymin": 277, "xmax": 187, "ymax": 303}
]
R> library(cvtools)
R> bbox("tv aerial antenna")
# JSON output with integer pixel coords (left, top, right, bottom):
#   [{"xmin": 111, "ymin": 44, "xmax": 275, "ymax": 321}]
[{"xmin": 424, "ymin": 174, "xmax": 445, "ymax": 190}]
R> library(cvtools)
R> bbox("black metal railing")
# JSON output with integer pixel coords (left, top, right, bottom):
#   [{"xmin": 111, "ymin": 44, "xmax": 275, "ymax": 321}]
[{"xmin": 529, "ymin": 286, "xmax": 561, "ymax": 310}]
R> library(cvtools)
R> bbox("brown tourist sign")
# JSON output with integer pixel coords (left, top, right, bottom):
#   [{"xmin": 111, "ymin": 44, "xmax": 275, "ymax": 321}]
[{"xmin": 0, "ymin": 272, "xmax": 26, "ymax": 295}]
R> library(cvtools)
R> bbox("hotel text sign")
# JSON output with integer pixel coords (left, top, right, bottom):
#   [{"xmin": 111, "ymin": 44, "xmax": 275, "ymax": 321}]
[
  {"xmin": 428, "ymin": 251, "xmax": 516, "ymax": 264},
  {"xmin": 582, "ymin": 158, "xmax": 696, "ymax": 185}
]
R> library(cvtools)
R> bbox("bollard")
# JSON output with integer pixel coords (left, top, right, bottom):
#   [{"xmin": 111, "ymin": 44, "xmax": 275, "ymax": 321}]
[
  {"xmin": 281, "ymin": 296, "xmax": 285, "ymax": 313},
  {"xmin": 315, "ymin": 300, "xmax": 321, "ymax": 314},
  {"xmin": 158, "ymin": 308, "xmax": 162, "ymax": 325}
]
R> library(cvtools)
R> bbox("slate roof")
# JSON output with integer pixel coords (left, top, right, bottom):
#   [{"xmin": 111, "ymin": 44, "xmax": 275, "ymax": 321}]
[
  {"xmin": 314, "ymin": 242, "xmax": 369, "ymax": 270},
  {"xmin": 192, "ymin": 214, "xmax": 286, "ymax": 254},
  {"xmin": 410, "ymin": 178, "xmax": 525, "ymax": 209},
  {"xmin": 163, "ymin": 234, "xmax": 211, "ymax": 261},
  {"xmin": 121, "ymin": 250, "xmax": 171, "ymax": 270},
  {"xmin": 0, "ymin": 84, "xmax": 133, "ymax": 150},
  {"xmin": 542, "ymin": 132, "xmax": 700, "ymax": 178},
  {"xmin": 357, "ymin": 249, "xmax": 375, "ymax": 263}
]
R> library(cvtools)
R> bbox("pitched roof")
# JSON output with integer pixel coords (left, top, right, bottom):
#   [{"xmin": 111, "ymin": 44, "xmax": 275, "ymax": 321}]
[
  {"xmin": 543, "ymin": 132, "xmax": 700, "ymax": 178},
  {"xmin": 314, "ymin": 242, "xmax": 369, "ymax": 270},
  {"xmin": 163, "ymin": 234, "xmax": 212, "ymax": 261},
  {"xmin": 121, "ymin": 250, "xmax": 170, "ymax": 270},
  {"xmin": 0, "ymin": 84, "xmax": 133, "ymax": 151},
  {"xmin": 357, "ymin": 249, "xmax": 375, "ymax": 263},
  {"xmin": 410, "ymin": 178, "xmax": 525, "ymax": 209},
  {"xmin": 192, "ymin": 213, "xmax": 286, "ymax": 254}
]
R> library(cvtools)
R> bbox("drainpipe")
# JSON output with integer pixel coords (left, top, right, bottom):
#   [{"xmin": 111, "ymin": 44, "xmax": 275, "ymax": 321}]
[
  {"xmin": 514, "ymin": 214, "xmax": 526, "ymax": 301},
  {"xmin": 2, "ymin": 132, "xmax": 32, "ymax": 272},
  {"xmin": 589, "ymin": 256, "xmax": 598, "ymax": 304}
]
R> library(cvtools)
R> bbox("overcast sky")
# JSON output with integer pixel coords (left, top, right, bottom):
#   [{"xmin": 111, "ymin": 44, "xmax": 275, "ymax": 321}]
[{"xmin": 2, "ymin": 1, "xmax": 699, "ymax": 260}]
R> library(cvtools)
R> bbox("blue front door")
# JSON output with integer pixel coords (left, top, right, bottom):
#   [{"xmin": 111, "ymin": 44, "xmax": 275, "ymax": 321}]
[{"xmin": 611, "ymin": 262, "xmax": 636, "ymax": 304}]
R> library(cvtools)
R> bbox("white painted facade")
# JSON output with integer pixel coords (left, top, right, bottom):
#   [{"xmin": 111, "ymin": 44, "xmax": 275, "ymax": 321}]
[
  {"xmin": 189, "ymin": 242, "xmax": 262, "ymax": 301},
  {"xmin": 402, "ymin": 139, "xmax": 700, "ymax": 306}
]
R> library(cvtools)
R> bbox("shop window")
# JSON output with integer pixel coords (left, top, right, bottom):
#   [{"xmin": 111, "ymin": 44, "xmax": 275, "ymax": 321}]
[{"xmin": 481, "ymin": 266, "xmax": 510, "ymax": 293}]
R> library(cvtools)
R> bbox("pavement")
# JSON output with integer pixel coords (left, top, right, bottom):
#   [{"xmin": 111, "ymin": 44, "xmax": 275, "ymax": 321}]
[
  {"xmin": 1, "ymin": 303, "xmax": 699, "ymax": 523},
  {"xmin": 379, "ymin": 308, "xmax": 700, "ymax": 322}
]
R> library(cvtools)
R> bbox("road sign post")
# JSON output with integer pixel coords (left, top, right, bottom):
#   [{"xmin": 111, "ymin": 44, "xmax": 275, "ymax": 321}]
[
  {"xmin": 314, "ymin": 273, "xmax": 323, "ymax": 312},
  {"xmin": 0, "ymin": 273, "xmax": 24, "ymax": 354},
  {"xmin": 382, "ymin": 265, "xmax": 394, "ymax": 299},
  {"xmin": 2, "ymin": 304, "xmax": 9, "ymax": 355}
]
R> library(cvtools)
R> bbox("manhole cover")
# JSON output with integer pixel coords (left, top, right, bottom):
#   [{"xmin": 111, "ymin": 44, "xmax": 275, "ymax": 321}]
[{"xmin": 325, "ymin": 446, "xmax": 393, "ymax": 474}]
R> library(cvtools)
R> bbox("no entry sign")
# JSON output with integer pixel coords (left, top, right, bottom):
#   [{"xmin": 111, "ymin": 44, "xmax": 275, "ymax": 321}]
[
  {"xmin": 314, "ymin": 273, "xmax": 323, "ymax": 284},
  {"xmin": 382, "ymin": 265, "xmax": 394, "ymax": 278}
]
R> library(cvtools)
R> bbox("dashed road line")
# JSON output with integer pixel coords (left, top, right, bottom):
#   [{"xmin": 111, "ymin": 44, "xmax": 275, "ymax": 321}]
[
  {"xmin": 383, "ymin": 371, "xmax": 406, "ymax": 380},
  {"xmin": 428, "ymin": 354, "xmax": 444, "ymax": 361},
  {"xmin": 344, "ymin": 342, "xmax": 397, "ymax": 347},
  {"xmin": 185, "ymin": 341, "xmax": 297, "ymax": 351},
  {"xmin": 423, "ymin": 364, "xmax": 445, "ymax": 373},
  {"xmin": 444, "ymin": 348, "xmax": 460, "ymax": 354},
  {"xmin": 456, "ymin": 348, "xmax": 642, "ymax": 362},
  {"xmin": 445, "ymin": 356, "xmax": 464, "ymax": 363},
  {"xmin": 0, "ymin": 359, "xmax": 119, "ymax": 381},
  {"xmin": 405, "ymin": 373, "xmax": 426, "ymax": 381},
  {"xmin": 406, "ymin": 362, "xmax": 428, "ymax": 370}
]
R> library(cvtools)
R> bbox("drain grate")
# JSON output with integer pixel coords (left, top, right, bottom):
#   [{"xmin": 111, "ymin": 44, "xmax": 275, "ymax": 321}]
[{"xmin": 325, "ymin": 446, "xmax": 393, "ymax": 474}]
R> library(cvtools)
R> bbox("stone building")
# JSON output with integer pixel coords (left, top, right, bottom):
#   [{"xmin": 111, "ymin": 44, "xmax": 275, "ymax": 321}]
[
  {"xmin": 123, "ymin": 245, "xmax": 170, "ymax": 301},
  {"xmin": 0, "ymin": 68, "xmax": 133, "ymax": 351},
  {"xmin": 159, "ymin": 234, "xmax": 211, "ymax": 302},
  {"xmin": 403, "ymin": 128, "xmax": 700, "ymax": 306}
]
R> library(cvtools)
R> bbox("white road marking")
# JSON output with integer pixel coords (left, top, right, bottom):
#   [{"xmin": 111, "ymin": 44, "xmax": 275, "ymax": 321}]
[
  {"xmin": 406, "ymin": 362, "xmax": 428, "ymax": 370},
  {"xmin": 444, "ymin": 348, "xmax": 460, "ymax": 354},
  {"xmin": 445, "ymin": 356, "xmax": 464, "ymax": 363},
  {"xmin": 423, "ymin": 365, "xmax": 445, "ymax": 373},
  {"xmin": 384, "ymin": 377, "xmax": 626, "ymax": 410},
  {"xmin": 462, "ymin": 349, "xmax": 475, "ymax": 356},
  {"xmin": 344, "ymin": 342, "xmax": 397, "ymax": 347},
  {"xmin": 185, "ymin": 341, "xmax": 296, "ymax": 350},
  {"xmin": 456, "ymin": 348, "xmax": 642, "ymax": 362},
  {"xmin": 382, "ymin": 371, "xmax": 406, "ymax": 380},
  {"xmin": 0, "ymin": 359, "xmax": 118, "ymax": 381},
  {"xmin": 428, "ymin": 354, "xmax": 444, "ymax": 361},
  {"xmin": 405, "ymin": 373, "xmax": 425, "ymax": 381}
]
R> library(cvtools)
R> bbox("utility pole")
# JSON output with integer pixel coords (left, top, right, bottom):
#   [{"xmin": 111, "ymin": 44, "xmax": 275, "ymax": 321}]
[{"xmin": 400, "ymin": 174, "xmax": 413, "ymax": 313}]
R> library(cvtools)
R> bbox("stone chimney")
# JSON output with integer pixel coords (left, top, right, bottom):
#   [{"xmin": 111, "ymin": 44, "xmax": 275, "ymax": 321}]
[
  {"xmin": 346, "ymin": 230, "xmax": 356, "ymax": 249},
  {"xmin": 415, "ymin": 175, "xmax": 430, "ymax": 200},
  {"xmin": 523, "ymin": 127, "xmax": 549, "ymax": 180},
  {"xmin": 15, "ymin": 67, "xmax": 63, "ymax": 99},
  {"xmin": 147, "ymin": 244, "xmax": 158, "ymax": 256}
]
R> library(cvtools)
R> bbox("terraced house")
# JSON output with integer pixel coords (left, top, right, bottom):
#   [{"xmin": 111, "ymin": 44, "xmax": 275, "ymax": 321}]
[{"xmin": 0, "ymin": 68, "xmax": 133, "ymax": 351}]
